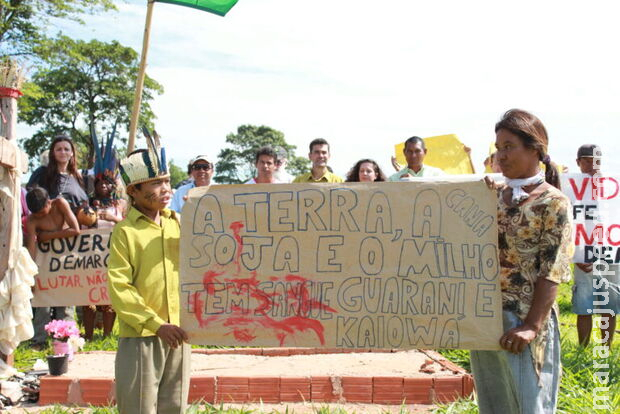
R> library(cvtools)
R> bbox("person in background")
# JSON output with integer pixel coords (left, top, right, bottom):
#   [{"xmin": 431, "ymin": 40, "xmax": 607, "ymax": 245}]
[
  {"xmin": 25, "ymin": 187, "xmax": 81, "ymax": 350},
  {"xmin": 293, "ymin": 138, "xmax": 344, "ymax": 183},
  {"xmin": 82, "ymin": 174, "xmax": 125, "ymax": 341},
  {"xmin": 170, "ymin": 155, "xmax": 213, "ymax": 214},
  {"xmin": 274, "ymin": 146, "xmax": 294, "ymax": 183},
  {"xmin": 472, "ymin": 109, "xmax": 572, "ymax": 414},
  {"xmin": 571, "ymin": 144, "xmax": 618, "ymax": 347},
  {"xmin": 108, "ymin": 146, "xmax": 189, "ymax": 414},
  {"xmin": 246, "ymin": 146, "xmax": 280, "ymax": 184},
  {"xmin": 388, "ymin": 136, "xmax": 444, "ymax": 181},
  {"xmin": 345, "ymin": 159, "xmax": 387, "ymax": 182},
  {"xmin": 27, "ymin": 135, "xmax": 88, "ymax": 213}
]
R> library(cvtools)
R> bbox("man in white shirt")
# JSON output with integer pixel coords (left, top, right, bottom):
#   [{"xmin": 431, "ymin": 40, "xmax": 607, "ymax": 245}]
[
  {"xmin": 170, "ymin": 155, "xmax": 213, "ymax": 213},
  {"xmin": 388, "ymin": 136, "xmax": 444, "ymax": 181}
]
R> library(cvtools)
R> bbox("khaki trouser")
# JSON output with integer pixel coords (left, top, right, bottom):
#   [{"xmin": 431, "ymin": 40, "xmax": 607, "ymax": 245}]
[{"xmin": 115, "ymin": 336, "xmax": 190, "ymax": 414}]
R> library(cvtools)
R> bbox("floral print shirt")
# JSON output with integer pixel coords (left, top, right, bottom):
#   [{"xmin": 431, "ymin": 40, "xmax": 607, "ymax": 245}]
[{"xmin": 497, "ymin": 184, "xmax": 572, "ymax": 376}]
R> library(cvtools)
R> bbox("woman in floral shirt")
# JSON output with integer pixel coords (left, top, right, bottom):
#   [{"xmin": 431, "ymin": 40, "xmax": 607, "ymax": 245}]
[{"xmin": 471, "ymin": 109, "xmax": 572, "ymax": 414}]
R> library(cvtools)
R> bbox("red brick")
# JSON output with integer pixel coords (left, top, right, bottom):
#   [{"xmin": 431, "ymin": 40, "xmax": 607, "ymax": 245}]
[
  {"xmin": 202, "ymin": 348, "xmax": 235, "ymax": 355},
  {"xmin": 226, "ymin": 348, "xmax": 261, "ymax": 356},
  {"xmin": 341, "ymin": 377, "xmax": 372, "ymax": 403},
  {"xmin": 39, "ymin": 376, "xmax": 71, "ymax": 405},
  {"xmin": 433, "ymin": 376, "xmax": 463, "ymax": 403},
  {"xmin": 260, "ymin": 348, "xmax": 290, "ymax": 356},
  {"xmin": 343, "ymin": 392, "xmax": 373, "ymax": 403},
  {"xmin": 216, "ymin": 376, "xmax": 248, "ymax": 403},
  {"xmin": 79, "ymin": 378, "xmax": 114, "ymax": 406},
  {"xmin": 280, "ymin": 377, "xmax": 311, "ymax": 402},
  {"xmin": 373, "ymin": 377, "xmax": 403, "ymax": 404},
  {"xmin": 403, "ymin": 377, "xmax": 433, "ymax": 404},
  {"xmin": 249, "ymin": 377, "xmax": 280, "ymax": 403},
  {"xmin": 188, "ymin": 377, "xmax": 216, "ymax": 403},
  {"xmin": 311, "ymin": 376, "xmax": 338, "ymax": 402},
  {"xmin": 463, "ymin": 374, "xmax": 475, "ymax": 397},
  {"xmin": 373, "ymin": 394, "xmax": 405, "ymax": 404},
  {"xmin": 342, "ymin": 376, "xmax": 372, "ymax": 385}
]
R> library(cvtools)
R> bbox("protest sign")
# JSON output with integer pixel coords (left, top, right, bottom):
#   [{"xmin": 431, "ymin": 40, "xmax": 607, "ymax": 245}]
[
  {"xmin": 32, "ymin": 228, "xmax": 111, "ymax": 307},
  {"xmin": 561, "ymin": 173, "xmax": 620, "ymax": 264},
  {"xmin": 180, "ymin": 180, "xmax": 503, "ymax": 350},
  {"xmin": 394, "ymin": 134, "xmax": 474, "ymax": 175}
]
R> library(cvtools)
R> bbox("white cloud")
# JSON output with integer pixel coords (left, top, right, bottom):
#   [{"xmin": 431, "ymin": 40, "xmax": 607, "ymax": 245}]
[{"xmin": 21, "ymin": 0, "xmax": 620, "ymax": 177}]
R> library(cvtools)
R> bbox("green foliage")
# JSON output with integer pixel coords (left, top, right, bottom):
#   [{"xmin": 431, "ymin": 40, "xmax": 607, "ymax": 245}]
[
  {"xmin": 169, "ymin": 159, "xmax": 188, "ymax": 188},
  {"xmin": 214, "ymin": 125, "xmax": 309, "ymax": 184},
  {"xmin": 435, "ymin": 285, "xmax": 620, "ymax": 413},
  {"xmin": 18, "ymin": 35, "xmax": 163, "ymax": 167},
  {"xmin": 0, "ymin": 0, "xmax": 115, "ymax": 58}
]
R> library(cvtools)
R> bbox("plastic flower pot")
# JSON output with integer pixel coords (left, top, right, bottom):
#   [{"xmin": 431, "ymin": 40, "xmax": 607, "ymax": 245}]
[
  {"xmin": 52, "ymin": 340, "xmax": 74, "ymax": 361},
  {"xmin": 47, "ymin": 354, "xmax": 69, "ymax": 376}
]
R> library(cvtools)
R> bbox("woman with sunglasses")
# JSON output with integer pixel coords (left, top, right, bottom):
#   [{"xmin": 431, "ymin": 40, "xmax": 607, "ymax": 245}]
[
  {"xmin": 170, "ymin": 155, "xmax": 214, "ymax": 214},
  {"xmin": 471, "ymin": 109, "xmax": 572, "ymax": 414}
]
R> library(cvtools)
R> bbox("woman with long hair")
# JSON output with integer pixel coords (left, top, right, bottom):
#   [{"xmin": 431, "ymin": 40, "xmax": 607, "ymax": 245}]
[
  {"xmin": 28, "ymin": 134, "xmax": 88, "ymax": 211},
  {"xmin": 471, "ymin": 109, "xmax": 572, "ymax": 413},
  {"xmin": 27, "ymin": 134, "xmax": 87, "ymax": 349},
  {"xmin": 345, "ymin": 159, "xmax": 387, "ymax": 182}
]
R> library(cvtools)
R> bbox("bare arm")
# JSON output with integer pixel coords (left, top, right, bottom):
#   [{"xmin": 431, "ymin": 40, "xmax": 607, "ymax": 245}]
[
  {"xmin": 500, "ymin": 278, "xmax": 558, "ymax": 354},
  {"xmin": 25, "ymin": 219, "xmax": 38, "ymax": 259}
]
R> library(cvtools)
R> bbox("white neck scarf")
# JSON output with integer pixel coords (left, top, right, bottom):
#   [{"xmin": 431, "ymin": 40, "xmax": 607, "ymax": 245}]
[{"xmin": 504, "ymin": 171, "xmax": 544, "ymax": 204}]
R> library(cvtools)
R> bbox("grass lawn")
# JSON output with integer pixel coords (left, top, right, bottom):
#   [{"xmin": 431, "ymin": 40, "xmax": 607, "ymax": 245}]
[{"xmin": 15, "ymin": 283, "xmax": 619, "ymax": 413}]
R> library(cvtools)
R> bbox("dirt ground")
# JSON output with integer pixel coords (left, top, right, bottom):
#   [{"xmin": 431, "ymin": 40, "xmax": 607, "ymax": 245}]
[{"xmin": 66, "ymin": 349, "xmax": 454, "ymax": 378}]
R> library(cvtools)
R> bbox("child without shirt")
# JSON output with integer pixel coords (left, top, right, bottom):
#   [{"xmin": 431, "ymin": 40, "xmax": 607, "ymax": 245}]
[{"xmin": 25, "ymin": 186, "xmax": 80, "ymax": 259}]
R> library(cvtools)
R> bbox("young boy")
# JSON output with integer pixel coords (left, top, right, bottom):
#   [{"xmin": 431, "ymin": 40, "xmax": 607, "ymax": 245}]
[
  {"xmin": 25, "ymin": 187, "xmax": 80, "ymax": 350},
  {"xmin": 25, "ymin": 187, "xmax": 81, "ymax": 259},
  {"xmin": 108, "ymin": 148, "xmax": 189, "ymax": 414}
]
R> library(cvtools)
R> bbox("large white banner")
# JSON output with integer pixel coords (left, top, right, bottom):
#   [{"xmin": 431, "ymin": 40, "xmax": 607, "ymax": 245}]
[{"xmin": 561, "ymin": 173, "xmax": 620, "ymax": 264}]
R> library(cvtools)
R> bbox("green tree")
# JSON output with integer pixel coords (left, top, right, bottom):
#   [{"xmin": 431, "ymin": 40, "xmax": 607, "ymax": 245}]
[
  {"xmin": 168, "ymin": 159, "xmax": 187, "ymax": 189},
  {"xmin": 18, "ymin": 35, "xmax": 163, "ymax": 167},
  {"xmin": 214, "ymin": 125, "xmax": 309, "ymax": 184},
  {"xmin": 0, "ymin": 0, "xmax": 115, "ymax": 58}
]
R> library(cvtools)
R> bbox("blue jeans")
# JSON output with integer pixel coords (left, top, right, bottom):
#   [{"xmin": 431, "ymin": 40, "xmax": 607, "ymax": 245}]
[
  {"xmin": 572, "ymin": 264, "xmax": 620, "ymax": 315},
  {"xmin": 470, "ymin": 310, "xmax": 560, "ymax": 414}
]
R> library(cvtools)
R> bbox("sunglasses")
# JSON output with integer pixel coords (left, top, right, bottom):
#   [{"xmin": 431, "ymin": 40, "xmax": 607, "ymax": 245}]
[{"xmin": 192, "ymin": 163, "xmax": 213, "ymax": 171}]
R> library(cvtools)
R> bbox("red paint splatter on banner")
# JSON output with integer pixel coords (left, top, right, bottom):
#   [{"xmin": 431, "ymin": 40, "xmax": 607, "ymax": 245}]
[{"xmin": 190, "ymin": 219, "xmax": 337, "ymax": 345}]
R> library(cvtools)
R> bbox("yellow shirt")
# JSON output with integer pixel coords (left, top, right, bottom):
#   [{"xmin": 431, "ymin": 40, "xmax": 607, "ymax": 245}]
[
  {"xmin": 107, "ymin": 206, "xmax": 181, "ymax": 337},
  {"xmin": 293, "ymin": 170, "xmax": 344, "ymax": 183}
]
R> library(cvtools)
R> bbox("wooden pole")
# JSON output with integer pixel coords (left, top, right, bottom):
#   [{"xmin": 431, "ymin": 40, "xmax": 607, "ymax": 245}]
[{"xmin": 127, "ymin": 0, "xmax": 156, "ymax": 153}]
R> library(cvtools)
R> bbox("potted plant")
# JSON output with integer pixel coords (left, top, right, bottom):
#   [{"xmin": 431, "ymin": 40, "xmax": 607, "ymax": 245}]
[{"xmin": 44, "ymin": 319, "xmax": 85, "ymax": 362}]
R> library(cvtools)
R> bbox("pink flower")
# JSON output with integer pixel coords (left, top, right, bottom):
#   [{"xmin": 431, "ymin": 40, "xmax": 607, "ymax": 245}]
[{"xmin": 44, "ymin": 319, "xmax": 81, "ymax": 341}]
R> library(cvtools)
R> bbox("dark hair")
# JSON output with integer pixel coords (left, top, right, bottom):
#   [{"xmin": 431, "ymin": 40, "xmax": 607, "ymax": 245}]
[
  {"xmin": 345, "ymin": 159, "xmax": 387, "ymax": 182},
  {"xmin": 46, "ymin": 134, "xmax": 83, "ymax": 189},
  {"xmin": 403, "ymin": 136, "xmax": 426, "ymax": 151},
  {"xmin": 309, "ymin": 138, "xmax": 329, "ymax": 153},
  {"xmin": 255, "ymin": 146, "xmax": 278, "ymax": 164},
  {"xmin": 495, "ymin": 109, "xmax": 560, "ymax": 189},
  {"xmin": 95, "ymin": 175, "xmax": 117, "ymax": 192},
  {"xmin": 26, "ymin": 187, "xmax": 49, "ymax": 214}
]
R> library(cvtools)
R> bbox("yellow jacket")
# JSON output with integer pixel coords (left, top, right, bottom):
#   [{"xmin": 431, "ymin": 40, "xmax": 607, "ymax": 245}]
[{"xmin": 107, "ymin": 207, "xmax": 181, "ymax": 337}]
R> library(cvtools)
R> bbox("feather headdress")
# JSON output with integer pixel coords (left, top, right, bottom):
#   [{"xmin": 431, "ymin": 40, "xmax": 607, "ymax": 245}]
[
  {"xmin": 91, "ymin": 123, "xmax": 118, "ymax": 183},
  {"xmin": 119, "ymin": 127, "xmax": 169, "ymax": 187}
]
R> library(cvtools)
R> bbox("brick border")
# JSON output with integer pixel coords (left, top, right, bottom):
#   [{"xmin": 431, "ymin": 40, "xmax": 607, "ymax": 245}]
[{"xmin": 39, "ymin": 348, "xmax": 474, "ymax": 406}]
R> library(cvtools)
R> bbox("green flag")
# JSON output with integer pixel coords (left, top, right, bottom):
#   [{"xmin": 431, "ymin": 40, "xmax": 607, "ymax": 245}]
[{"xmin": 156, "ymin": 0, "xmax": 239, "ymax": 16}]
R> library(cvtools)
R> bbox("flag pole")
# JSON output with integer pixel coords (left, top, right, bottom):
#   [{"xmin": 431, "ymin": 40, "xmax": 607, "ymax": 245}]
[{"xmin": 127, "ymin": 0, "xmax": 155, "ymax": 154}]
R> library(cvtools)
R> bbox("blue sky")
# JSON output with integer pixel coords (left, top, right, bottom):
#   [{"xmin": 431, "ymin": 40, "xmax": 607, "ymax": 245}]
[{"xmin": 21, "ymin": 0, "xmax": 620, "ymax": 177}]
